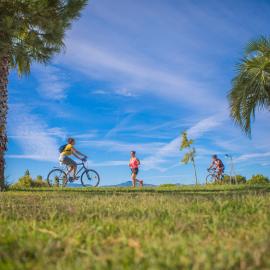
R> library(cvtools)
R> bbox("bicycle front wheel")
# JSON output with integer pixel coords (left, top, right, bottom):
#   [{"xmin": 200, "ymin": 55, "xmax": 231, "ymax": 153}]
[
  {"xmin": 47, "ymin": 169, "xmax": 67, "ymax": 187},
  {"xmin": 206, "ymin": 174, "xmax": 216, "ymax": 184},
  {"xmin": 81, "ymin": 169, "xmax": 100, "ymax": 187}
]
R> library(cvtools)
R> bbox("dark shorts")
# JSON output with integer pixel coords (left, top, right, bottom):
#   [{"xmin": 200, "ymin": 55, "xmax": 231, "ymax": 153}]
[
  {"xmin": 61, "ymin": 156, "xmax": 76, "ymax": 166},
  {"xmin": 131, "ymin": 168, "xmax": 139, "ymax": 175}
]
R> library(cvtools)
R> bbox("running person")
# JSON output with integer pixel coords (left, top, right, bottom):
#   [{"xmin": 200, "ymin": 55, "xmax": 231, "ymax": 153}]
[
  {"xmin": 59, "ymin": 138, "xmax": 87, "ymax": 181},
  {"xmin": 129, "ymin": 151, "xmax": 143, "ymax": 187},
  {"xmin": 208, "ymin": 154, "xmax": 225, "ymax": 179}
]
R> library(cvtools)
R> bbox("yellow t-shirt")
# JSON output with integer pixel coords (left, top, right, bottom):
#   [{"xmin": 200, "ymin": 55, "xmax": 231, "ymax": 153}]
[{"xmin": 61, "ymin": 144, "xmax": 73, "ymax": 156}]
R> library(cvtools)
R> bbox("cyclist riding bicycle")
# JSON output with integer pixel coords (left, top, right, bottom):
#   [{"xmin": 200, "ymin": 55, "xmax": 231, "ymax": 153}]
[
  {"xmin": 59, "ymin": 138, "xmax": 87, "ymax": 181},
  {"xmin": 208, "ymin": 154, "xmax": 225, "ymax": 179}
]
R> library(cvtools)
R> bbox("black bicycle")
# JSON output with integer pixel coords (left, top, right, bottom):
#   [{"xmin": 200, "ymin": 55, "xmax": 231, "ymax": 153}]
[
  {"xmin": 205, "ymin": 168, "xmax": 229, "ymax": 184},
  {"xmin": 47, "ymin": 160, "xmax": 100, "ymax": 187}
]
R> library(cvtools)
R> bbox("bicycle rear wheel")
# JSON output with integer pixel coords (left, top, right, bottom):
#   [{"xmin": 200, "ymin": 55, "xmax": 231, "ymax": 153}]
[
  {"xmin": 206, "ymin": 174, "xmax": 216, "ymax": 184},
  {"xmin": 81, "ymin": 169, "xmax": 100, "ymax": 187},
  {"xmin": 47, "ymin": 169, "xmax": 67, "ymax": 187}
]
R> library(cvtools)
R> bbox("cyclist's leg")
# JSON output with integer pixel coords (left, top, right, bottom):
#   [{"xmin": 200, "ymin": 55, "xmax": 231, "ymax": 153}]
[
  {"xmin": 73, "ymin": 163, "xmax": 77, "ymax": 179},
  {"xmin": 64, "ymin": 157, "xmax": 77, "ymax": 179},
  {"xmin": 67, "ymin": 165, "xmax": 75, "ymax": 177},
  {"xmin": 217, "ymin": 167, "xmax": 223, "ymax": 180}
]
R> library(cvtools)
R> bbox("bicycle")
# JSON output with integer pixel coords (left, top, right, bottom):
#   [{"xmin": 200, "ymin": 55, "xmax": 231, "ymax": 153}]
[
  {"xmin": 47, "ymin": 160, "xmax": 100, "ymax": 187},
  {"xmin": 205, "ymin": 168, "xmax": 229, "ymax": 184}
]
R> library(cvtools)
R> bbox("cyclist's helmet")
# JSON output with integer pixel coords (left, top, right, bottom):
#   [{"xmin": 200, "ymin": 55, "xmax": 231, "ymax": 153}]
[{"xmin": 212, "ymin": 154, "xmax": 217, "ymax": 159}]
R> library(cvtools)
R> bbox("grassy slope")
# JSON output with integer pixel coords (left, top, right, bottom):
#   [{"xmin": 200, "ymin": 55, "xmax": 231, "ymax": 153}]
[{"xmin": 1, "ymin": 186, "xmax": 270, "ymax": 270}]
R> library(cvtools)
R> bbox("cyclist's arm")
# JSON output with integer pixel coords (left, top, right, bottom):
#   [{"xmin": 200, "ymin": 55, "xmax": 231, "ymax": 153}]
[
  {"xmin": 73, "ymin": 148, "xmax": 84, "ymax": 156},
  {"xmin": 72, "ymin": 148, "xmax": 87, "ymax": 160},
  {"xmin": 137, "ymin": 158, "xmax": 140, "ymax": 165},
  {"xmin": 208, "ymin": 161, "xmax": 214, "ymax": 170},
  {"xmin": 72, "ymin": 151, "xmax": 82, "ymax": 159}
]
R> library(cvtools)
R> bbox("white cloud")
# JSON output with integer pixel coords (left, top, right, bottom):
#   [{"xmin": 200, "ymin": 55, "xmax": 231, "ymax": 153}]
[
  {"xmin": 73, "ymin": 132, "xmax": 98, "ymax": 139},
  {"xmin": 142, "ymin": 137, "xmax": 180, "ymax": 171},
  {"xmin": 34, "ymin": 65, "xmax": 69, "ymax": 100},
  {"xmin": 93, "ymin": 90, "xmax": 108, "ymax": 95},
  {"xmin": 187, "ymin": 115, "xmax": 225, "ymax": 139},
  {"xmin": 105, "ymin": 113, "xmax": 135, "ymax": 138},
  {"xmin": 61, "ymin": 40, "xmax": 222, "ymax": 110},
  {"xmin": 93, "ymin": 88, "xmax": 136, "ymax": 97},
  {"xmin": 142, "ymin": 115, "xmax": 225, "ymax": 170},
  {"xmin": 79, "ymin": 139, "xmax": 165, "ymax": 155},
  {"xmin": 114, "ymin": 88, "xmax": 137, "ymax": 97},
  {"xmin": 8, "ymin": 104, "xmax": 62, "ymax": 162},
  {"xmin": 236, "ymin": 152, "xmax": 270, "ymax": 162},
  {"xmin": 89, "ymin": 160, "xmax": 127, "ymax": 167}
]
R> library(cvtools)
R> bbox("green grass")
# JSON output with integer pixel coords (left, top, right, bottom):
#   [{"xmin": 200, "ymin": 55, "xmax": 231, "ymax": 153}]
[{"xmin": 1, "ymin": 186, "xmax": 270, "ymax": 269}]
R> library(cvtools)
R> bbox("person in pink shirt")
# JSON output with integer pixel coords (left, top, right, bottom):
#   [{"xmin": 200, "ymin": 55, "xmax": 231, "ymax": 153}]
[{"xmin": 129, "ymin": 151, "xmax": 143, "ymax": 187}]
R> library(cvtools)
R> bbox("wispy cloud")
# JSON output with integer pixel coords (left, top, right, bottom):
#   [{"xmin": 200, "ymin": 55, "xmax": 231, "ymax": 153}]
[
  {"xmin": 114, "ymin": 88, "xmax": 137, "ymax": 97},
  {"xmin": 7, "ymin": 104, "xmax": 62, "ymax": 162},
  {"xmin": 93, "ymin": 88, "xmax": 137, "ymax": 97},
  {"xmin": 236, "ymin": 152, "xmax": 270, "ymax": 162},
  {"xmin": 92, "ymin": 90, "xmax": 108, "ymax": 95},
  {"xmin": 61, "ymin": 40, "xmax": 223, "ymax": 110},
  {"xmin": 79, "ymin": 139, "xmax": 165, "ymax": 155},
  {"xmin": 187, "ymin": 115, "xmax": 225, "ymax": 139},
  {"xmin": 89, "ymin": 160, "xmax": 127, "ymax": 167},
  {"xmin": 142, "ymin": 115, "xmax": 225, "ymax": 170},
  {"xmin": 73, "ymin": 131, "xmax": 98, "ymax": 140},
  {"xmin": 34, "ymin": 65, "xmax": 69, "ymax": 100},
  {"xmin": 105, "ymin": 113, "xmax": 135, "ymax": 138}
]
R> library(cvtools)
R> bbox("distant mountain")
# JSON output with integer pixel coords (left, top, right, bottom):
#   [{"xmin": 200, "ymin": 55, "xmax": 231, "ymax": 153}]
[
  {"xmin": 66, "ymin": 182, "xmax": 83, "ymax": 188},
  {"xmin": 66, "ymin": 181, "xmax": 156, "ymax": 188}
]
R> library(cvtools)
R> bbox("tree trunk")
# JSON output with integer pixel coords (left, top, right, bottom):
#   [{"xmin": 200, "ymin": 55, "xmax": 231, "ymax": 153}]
[
  {"xmin": 191, "ymin": 158, "xmax": 198, "ymax": 185},
  {"xmin": 0, "ymin": 56, "xmax": 9, "ymax": 191}
]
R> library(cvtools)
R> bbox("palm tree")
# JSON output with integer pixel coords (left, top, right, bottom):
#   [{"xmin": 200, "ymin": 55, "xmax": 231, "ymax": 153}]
[
  {"xmin": 228, "ymin": 36, "xmax": 270, "ymax": 136},
  {"xmin": 0, "ymin": 0, "xmax": 87, "ymax": 190}
]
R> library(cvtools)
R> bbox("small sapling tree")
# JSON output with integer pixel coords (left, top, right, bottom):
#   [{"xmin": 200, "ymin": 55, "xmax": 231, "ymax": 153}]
[{"xmin": 180, "ymin": 131, "xmax": 198, "ymax": 185}]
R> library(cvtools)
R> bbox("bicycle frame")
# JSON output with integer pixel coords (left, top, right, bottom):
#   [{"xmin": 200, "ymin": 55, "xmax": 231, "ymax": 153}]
[
  {"xmin": 74, "ymin": 162, "xmax": 89, "ymax": 178},
  {"xmin": 57, "ymin": 161, "xmax": 89, "ymax": 179},
  {"xmin": 206, "ymin": 168, "xmax": 225, "ymax": 183},
  {"xmin": 206, "ymin": 168, "xmax": 237, "ymax": 184}
]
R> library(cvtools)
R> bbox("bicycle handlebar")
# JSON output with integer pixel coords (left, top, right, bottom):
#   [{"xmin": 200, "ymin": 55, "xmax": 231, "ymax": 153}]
[{"xmin": 76, "ymin": 158, "xmax": 88, "ymax": 166}]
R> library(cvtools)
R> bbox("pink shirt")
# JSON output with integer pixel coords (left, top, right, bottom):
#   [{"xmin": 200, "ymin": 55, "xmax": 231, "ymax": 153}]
[{"xmin": 129, "ymin": 158, "xmax": 139, "ymax": 169}]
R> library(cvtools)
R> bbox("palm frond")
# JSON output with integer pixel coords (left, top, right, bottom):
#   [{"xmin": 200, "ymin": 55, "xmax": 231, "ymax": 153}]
[
  {"xmin": 0, "ymin": 0, "xmax": 88, "ymax": 74},
  {"xmin": 228, "ymin": 41, "xmax": 270, "ymax": 136},
  {"xmin": 245, "ymin": 36, "xmax": 270, "ymax": 57}
]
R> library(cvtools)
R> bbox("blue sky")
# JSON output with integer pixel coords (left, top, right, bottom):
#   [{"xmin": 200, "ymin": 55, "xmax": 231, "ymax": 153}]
[{"xmin": 6, "ymin": 0, "xmax": 270, "ymax": 185}]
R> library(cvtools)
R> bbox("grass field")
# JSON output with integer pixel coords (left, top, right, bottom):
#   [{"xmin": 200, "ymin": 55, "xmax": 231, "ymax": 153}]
[{"xmin": 1, "ymin": 186, "xmax": 270, "ymax": 269}]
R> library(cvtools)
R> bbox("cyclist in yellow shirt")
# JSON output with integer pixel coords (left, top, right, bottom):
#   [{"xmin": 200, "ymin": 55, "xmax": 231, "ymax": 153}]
[{"xmin": 59, "ymin": 138, "xmax": 87, "ymax": 181}]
